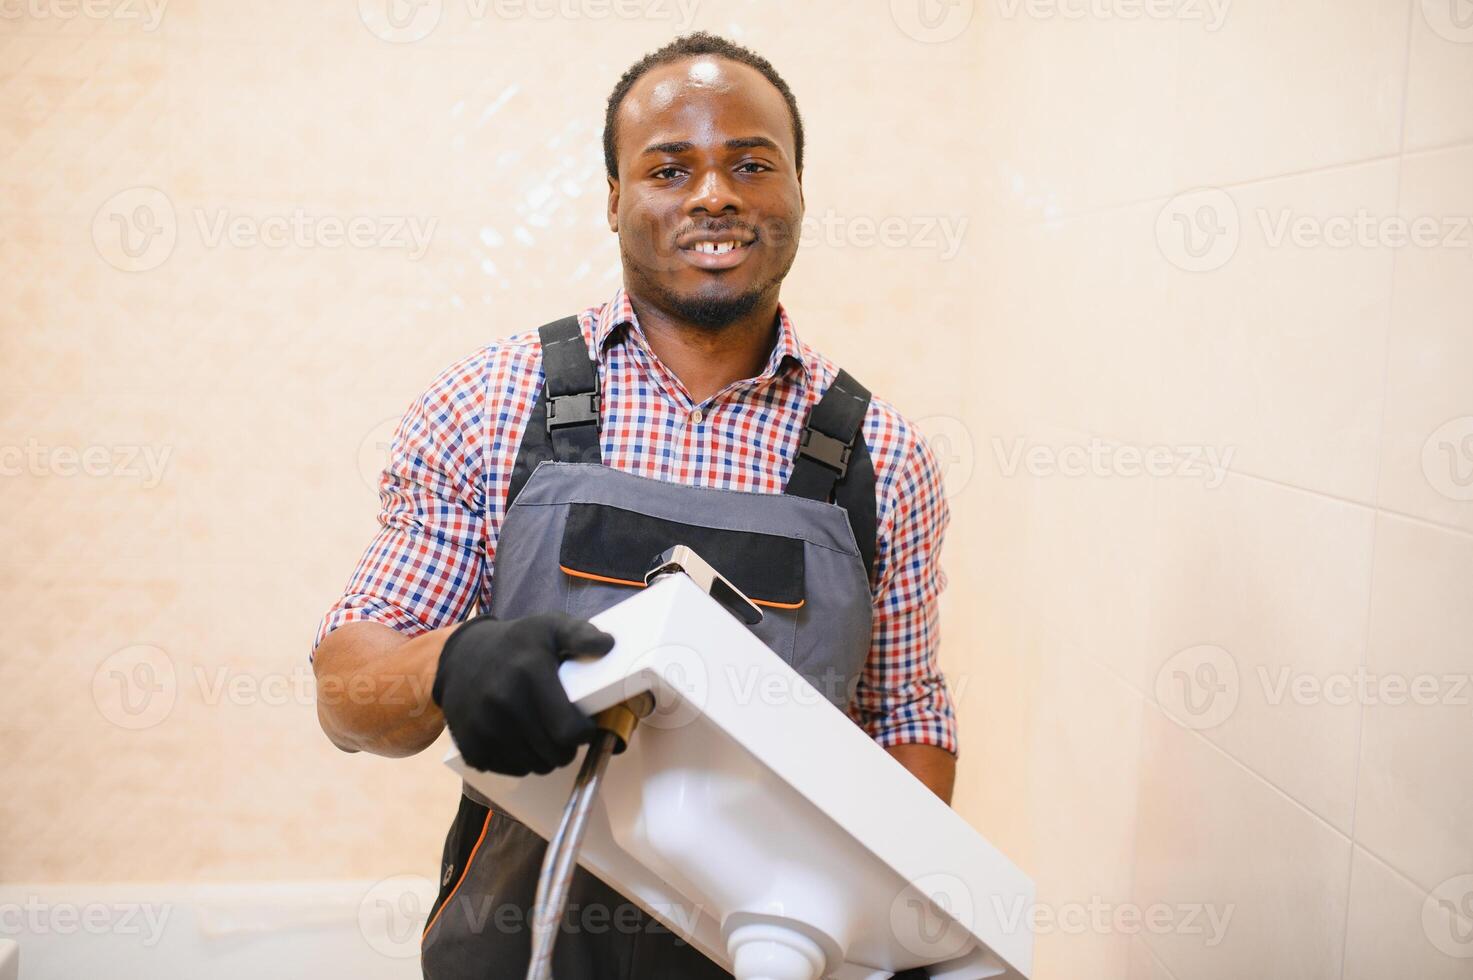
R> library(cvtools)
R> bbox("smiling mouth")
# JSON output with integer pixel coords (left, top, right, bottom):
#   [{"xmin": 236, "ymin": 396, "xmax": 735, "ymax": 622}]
[
  {"xmin": 676, "ymin": 236, "xmax": 757, "ymax": 271},
  {"xmin": 684, "ymin": 240, "xmax": 750, "ymax": 255}
]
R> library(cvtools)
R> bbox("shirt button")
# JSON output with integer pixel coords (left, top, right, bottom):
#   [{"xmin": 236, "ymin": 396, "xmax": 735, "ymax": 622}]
[{"xmin": 688, "ymin": 408, "xmax": 704, "ymax": 425}]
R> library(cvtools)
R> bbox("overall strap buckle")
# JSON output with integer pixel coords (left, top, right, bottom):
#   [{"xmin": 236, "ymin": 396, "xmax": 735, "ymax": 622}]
[
  {"xmin": 785, "ymin": 368, "xmax": 878, "ymax": 580},
  {"xmin": 516, "ymin": 316, "xmax": 603, "ymax": 486},
  {"xmin": 787, "ymin": 369, "xmax": 870, "ymax": 496},
  {"xmin": 546, "ymin": 391, "xmax": 601, "ymax": 432},
  {"xmin": 797, "ymin": 427, "xmax": 853, "ymax": 478}
]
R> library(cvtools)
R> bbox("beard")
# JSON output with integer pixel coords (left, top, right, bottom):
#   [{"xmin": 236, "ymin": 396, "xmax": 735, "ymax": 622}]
[{"xmin": 649, "ymin": 278, "xmax": 768, "ymax": 330}]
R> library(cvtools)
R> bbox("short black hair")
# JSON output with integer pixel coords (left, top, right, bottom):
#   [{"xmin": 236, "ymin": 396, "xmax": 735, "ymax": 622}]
[{"xmin": 602, "ymin": 31, "xmax": 804, "ymax": 180}]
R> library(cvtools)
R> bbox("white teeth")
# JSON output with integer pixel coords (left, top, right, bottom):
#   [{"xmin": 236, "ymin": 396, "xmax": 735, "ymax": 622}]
[{"xmin": 693, "ymin": 241, "xmax": 742, "ymax": 255}]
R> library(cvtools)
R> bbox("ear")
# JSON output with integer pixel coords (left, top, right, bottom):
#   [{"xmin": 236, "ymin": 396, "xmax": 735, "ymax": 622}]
[{"xmin": 606, "ymin": 175, "xmax": 619, "ymax": 233}]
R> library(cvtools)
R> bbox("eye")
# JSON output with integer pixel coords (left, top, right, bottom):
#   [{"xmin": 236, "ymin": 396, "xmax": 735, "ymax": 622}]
[
  {"xmin": 737, "ymin": 161, "xmax": 771, "ymax": 173},
  {"xmin": 652, "ymin": 166, "xmax": 685, "ymax": 181}
]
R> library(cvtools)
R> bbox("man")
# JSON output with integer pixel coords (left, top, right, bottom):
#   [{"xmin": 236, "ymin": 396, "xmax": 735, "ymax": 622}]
[{"xmin": 312, "ymin": 31, "xmax": 956, "ymax": 979}]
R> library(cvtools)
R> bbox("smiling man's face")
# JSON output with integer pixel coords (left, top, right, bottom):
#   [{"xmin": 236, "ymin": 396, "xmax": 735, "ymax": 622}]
[{"xmin": 607, "ymin": 55, "xmax": 804, "ymax": 330}]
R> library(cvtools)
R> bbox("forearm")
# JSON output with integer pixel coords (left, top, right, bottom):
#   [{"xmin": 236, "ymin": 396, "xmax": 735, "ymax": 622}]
[
  {"xmin": 886, "ymin": 742, "xmax": 956, "ymax": 805},
  {"xmin": 313, "ymin": 621, "xmax": 452, "ymax": 757}
]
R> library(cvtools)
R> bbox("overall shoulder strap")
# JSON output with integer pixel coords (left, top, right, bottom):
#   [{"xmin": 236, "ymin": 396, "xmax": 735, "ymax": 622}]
[
  {"xmin": 507, "ymin": 316, "xmax": 601, "ymax": 506},
  {"xmin": 785, "ymin": 369, "xmax": 878, "ymax": 579}
]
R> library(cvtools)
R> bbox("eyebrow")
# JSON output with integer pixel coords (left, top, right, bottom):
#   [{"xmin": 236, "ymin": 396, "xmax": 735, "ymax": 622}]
[{"xmin": 641, "ymin": 136, "xmax": 781, "ymax": 156}]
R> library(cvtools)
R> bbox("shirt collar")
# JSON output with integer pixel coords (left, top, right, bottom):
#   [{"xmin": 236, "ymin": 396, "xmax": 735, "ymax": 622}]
[{"xmin": 595, "ymin": 286, "xmax": 810, "ymax": 385}]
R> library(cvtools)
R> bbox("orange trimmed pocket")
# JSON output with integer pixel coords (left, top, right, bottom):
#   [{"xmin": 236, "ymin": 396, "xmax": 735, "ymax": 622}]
[
  {"xmin": 422, "ymin": 806, "xmax": 492, "ymax": 943},
  {"xmin": 557, "ymin": 501, "xmax": 806, "ymax": 611}
]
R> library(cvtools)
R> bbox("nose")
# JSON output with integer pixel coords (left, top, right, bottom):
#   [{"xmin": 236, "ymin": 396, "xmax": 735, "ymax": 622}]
[{"xmin": 685, "ymin": 165, "xmax": 742, "ymax": 216}]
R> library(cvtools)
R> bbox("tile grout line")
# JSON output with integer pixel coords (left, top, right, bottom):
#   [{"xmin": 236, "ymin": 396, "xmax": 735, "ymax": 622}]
[
  {"xmin": 1188, "ymin": 464, "xmax": 1473, "ymax": 543},
  {"xmin": 1401, "ymin": 135, "xmax": 1473, "ymax": 158},
  {"xmin": 1005, "ymin": 135, "xmax": 1473, "ymax": 233},
  {"xmin": 1092, "ymin": 653, "xmax": 1467, "ymax": 916},
  {"xmin": 1142, "ymin": 933, "xmax": 1183, "ymax": 980},
  {"xmin": 1092, "ymin": 653, "xmax": 1353, "ymax": 843},
  {"xmin": 1335, "ymin": 2, "xmax": 1420, "ymax": 976},
  {"xmin": 1048, "ymin": 416, "xmax": 1473, "ymax": 541},
  {"xmin": 1351, "ymin": 835, "xmax": 1454, "ymax": 906},
  {"xmin": 1013, "ymin": 150, "xmax": 1406, "ymax": 230}
]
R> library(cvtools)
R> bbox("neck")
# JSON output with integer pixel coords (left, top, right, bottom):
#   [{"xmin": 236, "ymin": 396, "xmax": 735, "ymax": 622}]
[{"xmin": 626, "ymin": 288, "xmax": 781, "ymax": 404}]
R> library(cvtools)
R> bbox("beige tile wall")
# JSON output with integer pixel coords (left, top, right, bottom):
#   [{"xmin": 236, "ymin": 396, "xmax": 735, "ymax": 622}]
[
  {"xmin": 963, "ymin": 0, "xmax": 1473, "ymax": 978},
  {"xmin": 3, "ymin": 2, "xmax": 1471, "ymax": 978}
]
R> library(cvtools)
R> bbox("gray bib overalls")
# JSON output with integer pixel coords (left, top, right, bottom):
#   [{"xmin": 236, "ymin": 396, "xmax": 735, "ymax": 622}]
[{"xmin": 420, "ymin": 316, "xmax": 881, "ymax": 979}]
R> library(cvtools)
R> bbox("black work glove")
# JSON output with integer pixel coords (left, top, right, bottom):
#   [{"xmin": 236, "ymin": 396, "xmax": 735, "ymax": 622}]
[{"xmin": 432, "ymin": 612, "xmax": 616, "ymax": 776}]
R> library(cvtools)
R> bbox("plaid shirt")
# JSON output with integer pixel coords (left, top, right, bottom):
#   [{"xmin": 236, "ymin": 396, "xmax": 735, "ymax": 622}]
[{"xmin": 314, "ymin": 289, "xmax": 957, "ymax": 753}]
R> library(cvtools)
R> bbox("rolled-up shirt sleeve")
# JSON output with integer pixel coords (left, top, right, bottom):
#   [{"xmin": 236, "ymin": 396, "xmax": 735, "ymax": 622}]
[
  {"xmin": 310, "ymin": 352, "xmax": 489, "ymax": 662},
  {"xmin": 850, "ymin": 426, "xmax": 958, "ymax": 755}
]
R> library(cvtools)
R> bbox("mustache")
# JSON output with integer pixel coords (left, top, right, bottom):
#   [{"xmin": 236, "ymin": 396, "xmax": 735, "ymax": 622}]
[{"xmin": 672, "ymin": 220, "xmax": 760, "ymax": 246}]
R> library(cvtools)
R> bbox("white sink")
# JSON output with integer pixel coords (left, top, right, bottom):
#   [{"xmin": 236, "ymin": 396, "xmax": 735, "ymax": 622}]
[{"xmin": 445, "ymin": 573, "xmax": 1034, "ymax": 980}]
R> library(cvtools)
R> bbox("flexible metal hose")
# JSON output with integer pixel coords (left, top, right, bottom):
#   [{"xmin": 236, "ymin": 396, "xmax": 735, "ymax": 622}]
[
  {"xmin": 525, "ymin": 728, "xmax": 615, "ymax": 980},
  {"xmin": 525, "ymin": 692, "xmax": 654, "ymax": 980}
]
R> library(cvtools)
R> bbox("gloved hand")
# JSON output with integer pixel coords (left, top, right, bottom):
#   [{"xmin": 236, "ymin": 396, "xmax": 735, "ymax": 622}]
[{"xmin": 432, "ymin": 612, "xmax": 616, "ymax": 776}]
